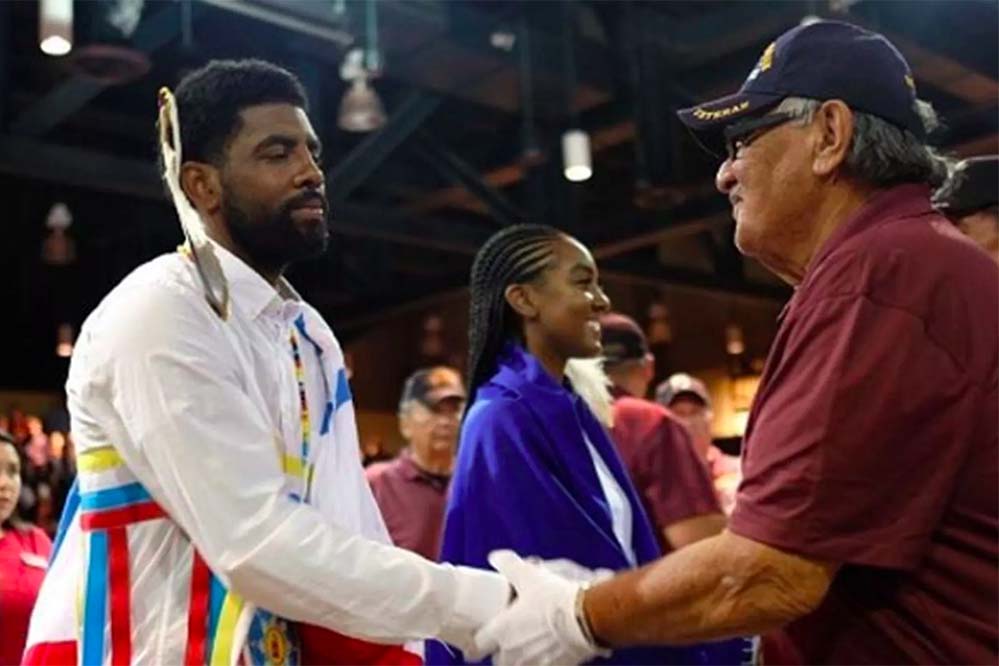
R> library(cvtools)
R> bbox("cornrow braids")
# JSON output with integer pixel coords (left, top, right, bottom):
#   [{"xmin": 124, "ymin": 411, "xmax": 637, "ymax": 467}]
[{"xmin": 466, "ymin": 224, "xmax": 564, "ymax": 406}]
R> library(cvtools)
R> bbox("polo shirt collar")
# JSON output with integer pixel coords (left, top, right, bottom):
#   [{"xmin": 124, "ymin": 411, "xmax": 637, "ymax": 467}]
[
  {"xmin": 776, "ymin": 184, "xmax": 935, "ymax": 323},
  {"xmin": 805, "ymin": 183, "xmax": 934, "ymax": 282},
  {"xmin": 397, "ymin": 449, "xmax": 424, "ymax": 482},
  {"xmin": 397, "ymin": 449, "xmax": 451, "ymax": 485}
]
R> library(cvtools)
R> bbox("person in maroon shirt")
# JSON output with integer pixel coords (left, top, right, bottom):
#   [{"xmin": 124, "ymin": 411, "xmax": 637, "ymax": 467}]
[
  {"xmin": 473, "ymin": 20, "xmax": 998, "ymax": 666},
  {"xmin": 599, "ymin": 313, "xmax": 725, "ymax": 552},
  {"xmin": 366, "ymin": 366, "xmax": 465, "ymax": 560},
  {"xmin": 0, "ymin": 431, "xmax": 52, "ymax": 665},
  {"xmin": 656, "ymin": 373, "xmax": 742, "ymax": 515}
]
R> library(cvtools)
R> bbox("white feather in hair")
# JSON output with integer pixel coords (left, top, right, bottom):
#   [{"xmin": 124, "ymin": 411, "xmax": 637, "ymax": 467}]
[
  {"xmin": 565, "ymin": 357, "xmax": 615, "ymax": 428},
  {"xmin": 157, "ymin": 87, "xmax": 229, "ymax": 319}
]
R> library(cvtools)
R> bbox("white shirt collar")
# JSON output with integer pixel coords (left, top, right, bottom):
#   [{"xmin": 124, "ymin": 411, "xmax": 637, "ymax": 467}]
[{"xmin": 210, "ymin": 241, "xmax": 303, "ymax": 324}]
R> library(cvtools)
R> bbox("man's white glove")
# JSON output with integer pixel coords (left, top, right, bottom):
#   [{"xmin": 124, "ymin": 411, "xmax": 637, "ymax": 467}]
[
  {"xmin": 470, "ymin": 550, "xmax": 610, "ymax": 666},
  {"xmin": 533, "ymin": 558, "xmax": 615, "ymax": 585}
]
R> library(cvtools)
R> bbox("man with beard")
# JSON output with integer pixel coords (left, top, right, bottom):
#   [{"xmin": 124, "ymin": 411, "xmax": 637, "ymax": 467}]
[{"xmin": 23, "ymin": 60, "xmax": 509, "ymax": 665}]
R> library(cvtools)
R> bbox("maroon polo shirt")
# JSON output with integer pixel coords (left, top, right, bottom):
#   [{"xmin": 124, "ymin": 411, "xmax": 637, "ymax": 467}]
[
  {"xmin": 609, "ymin": 387, "xmax": 722, "ymax": 553},
  {"xmin": 731, "ymin": 185, "xmax": 998, "ymax": 664},
  {"xmin": 365, "ymin": 449, "xmax": 450, "ymax": 560}
]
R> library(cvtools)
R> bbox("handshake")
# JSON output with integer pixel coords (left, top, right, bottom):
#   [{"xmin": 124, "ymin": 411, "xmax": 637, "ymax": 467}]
[{"xmin": 446, "ymin": 551, "xmax": 614, "ymax": 666}]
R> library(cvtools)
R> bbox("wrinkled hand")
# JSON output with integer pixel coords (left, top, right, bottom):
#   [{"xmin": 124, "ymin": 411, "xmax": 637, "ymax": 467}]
[{"xmin": 470, "ymin": 550, "xmax": 608, "ymax": 666}]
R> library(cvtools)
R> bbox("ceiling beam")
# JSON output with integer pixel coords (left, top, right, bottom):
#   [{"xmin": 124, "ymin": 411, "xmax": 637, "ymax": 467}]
[
  {"xmin": 328, "ymin": 91, "xmax": 441, "ymax": 202},
  {"xmin": 336, "ymin": 285, "xmax": 470, "ymax": 335},
  {"xmin": 882, "ymin": 31, "xmax": 999, "ymax": 105},
  {"xmin": 592, "ymin": 210, "xmax": 731, "ymax": 260},
  {"xmin": 601, "ymin": 262, "xmax": 789, "ymax": 304},
  {"xmin": 403, "ymin": 7, "xmax": 997, "ymax": 219},
  {"xmin": 10, "ymin": 3, "xmax": 190, "ymax": 137},
  {"xmin": 411, "ymin": 131, "xmax": 523, "ymax": 226},
  {"xmin": 0, "ymin": 135, "xmax": 491, "ymax": 255},
  {"xmin": 197, "ymin": 0, "xmax": 353, "ymax": 47},
  {"xmin": 407, "ymin": 119, "xmax": 637, "ymax": 215},
  {"xmin": 645, "ymin": 3, "xmax": 803, "ymax": 69}
]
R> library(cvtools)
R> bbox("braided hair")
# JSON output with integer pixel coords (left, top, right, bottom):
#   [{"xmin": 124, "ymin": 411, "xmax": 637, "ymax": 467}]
[{"xmin": 466, "ymin": 224, "xmax": 564, "ymax": 404}]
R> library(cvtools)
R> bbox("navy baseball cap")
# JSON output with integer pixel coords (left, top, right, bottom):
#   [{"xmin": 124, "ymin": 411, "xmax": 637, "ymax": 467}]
[
  {"xmin": 399, "ymin": 366, "xmax": 466, "ymax": 410},
  {"xmin": 677, "ymin": 21, "xmax": 924, "ymax": 148}
]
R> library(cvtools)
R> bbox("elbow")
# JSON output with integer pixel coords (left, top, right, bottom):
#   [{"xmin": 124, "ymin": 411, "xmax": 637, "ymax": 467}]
[
  {"xmin": 715, "ymin": 561, "xmax": 834, "ymax": 634},
  {"xmin": 191, "ymin": 497, "xmax": 291, "ymax": 589},
  {"xmin": 788, "ymin": 568, "xmax": 832, "ymax": 618},
  {"xmin": 198, "ymin": 542, "xmax": 257, "ymax": 590},
  {"xmin": 760, "ymin": 563, "xmax": 833, "ymax": 627}
]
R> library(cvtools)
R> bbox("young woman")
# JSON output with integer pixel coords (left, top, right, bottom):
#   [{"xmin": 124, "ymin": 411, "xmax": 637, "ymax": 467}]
[
  {"xmin": 428, "ymin": 225, "xmax": 750, "ymax": 665},
  {"xmin": 0, "ymin": 431, "xmax": 52, "ymax": 665}
]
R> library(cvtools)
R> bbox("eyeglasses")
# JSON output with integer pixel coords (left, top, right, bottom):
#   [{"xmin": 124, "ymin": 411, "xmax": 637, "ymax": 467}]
[{"xmin": 723, "ymin": 112, "xmax": 797, "ymax": 161}]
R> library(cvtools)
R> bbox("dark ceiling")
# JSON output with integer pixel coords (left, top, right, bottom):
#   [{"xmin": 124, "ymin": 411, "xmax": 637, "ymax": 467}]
[{"xmin": 3, "ymin": 0, "xmax": 997, "ymax": 390}]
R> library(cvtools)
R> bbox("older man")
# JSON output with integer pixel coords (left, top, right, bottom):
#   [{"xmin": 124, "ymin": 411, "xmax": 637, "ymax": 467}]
[
  {"xmin": 474, "ymin": 20, "xmax": 998, "ymax": 665},
  {"xmin": 367, "ymin": 367, "xmax": 465, "ymax": 560},
  {"xmin": 656, "ymin": 374, "xmax": 741, "ymax": 515}
]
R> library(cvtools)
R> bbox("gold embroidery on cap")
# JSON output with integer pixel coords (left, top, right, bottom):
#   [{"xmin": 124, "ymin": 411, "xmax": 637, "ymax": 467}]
[
  {"xmin": 746, "ymin": 41, "xmax": 776, "ymax": 82},
  {"xmin": 758, "ymin": 42, "xmax": 775, "ymax": 72},
  {"xmin": 904, "ymin": 74, "xmax": 916, "ymax": 91},
  {"xmin": 692, "ymin": 100, "xmax": 751, "ymax": 121}
]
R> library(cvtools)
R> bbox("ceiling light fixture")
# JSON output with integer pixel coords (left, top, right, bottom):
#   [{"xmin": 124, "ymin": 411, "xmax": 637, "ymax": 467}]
[
  {"xmin": 562, "ymin": 129, "xmax": 592, "ymax": 182},
  {"xmin": 338, "ymin": 0, "xmax": 386, "ymax": 133},
  {"xmin": 39, "ymin": 0, "xmax": 73, "ymax": 56}
]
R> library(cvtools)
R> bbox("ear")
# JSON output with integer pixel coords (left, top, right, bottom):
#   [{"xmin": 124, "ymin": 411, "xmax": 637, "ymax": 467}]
[
  {"xmin": 812, "ymin": 100, "xmax": 854, "ymax": 178},
  {"xmin": 504, "ymin": 283, "xmax": 540, "ymax": 321},
  {"xmin": 179, "ymin": 162, "xmax": 222, "ymax": 214}
]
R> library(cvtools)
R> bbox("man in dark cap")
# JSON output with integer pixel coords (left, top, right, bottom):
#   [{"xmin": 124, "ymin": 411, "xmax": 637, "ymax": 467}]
[
  {"xmin": 934, "ymin": 155, "xmax": 999, "ymax": 262},
  {"xmin": 367, "ymin": 367, "xmax": 466, "ymax": 560},
  {"xmin": 599, "ymin": 314, "xmax": 725, "ymax": 552},
  {"xmin": 475, "ymin": 20, "xmax": 997, "ymax": 666},
  {"xmin": 656, "ymin": 373, "xmax": 741, "ymax": 515}
]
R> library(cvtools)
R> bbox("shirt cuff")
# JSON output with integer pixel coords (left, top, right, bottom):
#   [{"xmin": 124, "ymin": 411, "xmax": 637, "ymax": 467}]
[{"xmin": 444, "ymin": 565, "xmax": 510, "ymax": 631}]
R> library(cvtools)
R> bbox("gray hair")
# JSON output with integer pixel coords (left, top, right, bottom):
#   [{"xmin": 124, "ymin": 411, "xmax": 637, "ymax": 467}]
[{"xmin": 773, "ymin": 96, "xmax": 951, "ymax": 189}]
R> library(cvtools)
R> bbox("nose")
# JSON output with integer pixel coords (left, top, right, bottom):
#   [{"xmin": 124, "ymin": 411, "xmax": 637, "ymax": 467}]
[
  {"xmin": 593, "ymin": 284, "xmax": 611, "ymax": 313},
  {"xmin": 294, "ymin": 150, "xmax": 325, "ymax": 191},
  {"xmin": 716, "ymin": 157, "xmax": 737, "ymax": 195}
]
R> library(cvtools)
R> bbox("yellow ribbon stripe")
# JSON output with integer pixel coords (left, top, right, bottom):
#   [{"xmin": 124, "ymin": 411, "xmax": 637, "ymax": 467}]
[
  {"xmin": 282, "ymin": 454, "xmax": 308, "ymax": 481},
  {"xmin": 210, "ymin": 592, "xmax": 246, "ymax": 666},
  {"xmin": 77, "ymin": 447, "xmax": 124, "ymax": 474}
]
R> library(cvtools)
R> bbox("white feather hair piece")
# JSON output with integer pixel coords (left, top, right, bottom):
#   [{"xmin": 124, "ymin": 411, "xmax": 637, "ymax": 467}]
[
  {"xmin": 565, "ymin": 357, "xmax": 615, "ymax": 428},
  {"xmin": 157, "ymin": 87, "xmax": 230, "ymax": 319}
]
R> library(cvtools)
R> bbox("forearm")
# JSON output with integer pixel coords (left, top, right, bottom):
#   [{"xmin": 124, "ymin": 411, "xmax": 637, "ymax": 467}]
[
  {"xmin": 583, "ymin": 530, "xmax": 833, "ymax": 645},
  {"xmin": 219, "ymin": 503, "xmax": 507, "ymax": 643}
]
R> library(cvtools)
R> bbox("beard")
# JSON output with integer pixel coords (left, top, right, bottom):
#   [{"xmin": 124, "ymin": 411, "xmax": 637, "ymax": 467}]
[{"xmin": 222, "ymin": 187, "xmax": 330, "ymax": 274}]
